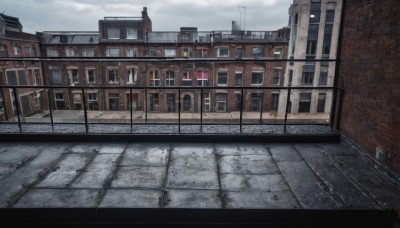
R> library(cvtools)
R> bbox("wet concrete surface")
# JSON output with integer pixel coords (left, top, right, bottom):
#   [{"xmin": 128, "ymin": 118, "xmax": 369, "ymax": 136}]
[{"xmin": 0, "ymin": 141, "xmax": 399, "ymax": 211}]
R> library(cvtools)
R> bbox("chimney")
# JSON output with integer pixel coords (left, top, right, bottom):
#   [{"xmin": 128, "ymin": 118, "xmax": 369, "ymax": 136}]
[{"xmin": 142, "ymin": 7, "xmax": 148, "ymax": 18}]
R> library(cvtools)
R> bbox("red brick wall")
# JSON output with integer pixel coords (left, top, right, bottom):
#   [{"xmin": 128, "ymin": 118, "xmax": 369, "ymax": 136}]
[{"xmin": 339, "ymin": 0, "xmax": 400, "ymax": 172}]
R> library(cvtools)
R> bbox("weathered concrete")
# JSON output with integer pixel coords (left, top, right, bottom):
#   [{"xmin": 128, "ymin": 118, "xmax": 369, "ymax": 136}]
[{"xmin": 0, "ymin": 141, "xmax": 398, "ymax": 212}]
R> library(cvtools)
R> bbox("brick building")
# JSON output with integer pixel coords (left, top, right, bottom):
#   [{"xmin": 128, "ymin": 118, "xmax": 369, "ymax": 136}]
[
  {"xmin": 39, "ymin": 7, "xmax": 290, "ymax": 115},
  {"xmin": 0, "ymin": 13, "xmax": 45, "ymax": 121}
]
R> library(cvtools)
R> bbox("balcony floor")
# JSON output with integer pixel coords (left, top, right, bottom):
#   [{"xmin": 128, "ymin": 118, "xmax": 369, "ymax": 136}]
[{"xmin": 0, "ymin": 141, "xmax": 399, "ymax": 225}]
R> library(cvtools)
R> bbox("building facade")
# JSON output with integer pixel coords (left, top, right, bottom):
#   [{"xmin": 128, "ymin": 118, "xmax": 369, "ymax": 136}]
[
  {"xmin": 278, "ymin": 0, "xmax": 342, "ymax": 116},
  {"xmin": 0, "ymin": 14, "xmax": 45, "ymax": 121},
  {"xmin": 39, "ymin": 7, "xmax": 290, "ymax": 116}
]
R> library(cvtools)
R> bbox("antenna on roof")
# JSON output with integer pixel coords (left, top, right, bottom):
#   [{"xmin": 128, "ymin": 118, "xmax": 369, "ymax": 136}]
[{"xmin": 238, "ymin": 5, "xmax": 246, "ymax": 31}]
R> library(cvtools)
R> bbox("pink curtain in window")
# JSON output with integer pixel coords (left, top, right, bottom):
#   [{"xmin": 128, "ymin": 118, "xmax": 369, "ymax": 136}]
[{"xmin": 196, "ymin": 71, "xmax": 208, "ymax": 79}]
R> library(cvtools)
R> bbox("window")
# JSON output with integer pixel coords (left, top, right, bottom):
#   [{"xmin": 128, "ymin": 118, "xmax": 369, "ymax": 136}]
[
  {"xmin": 323, "ymin": 24, "xmax": 333, "ymax": 55},
  {"xmin": 24, "ymin": 47, "xmax": 32, "ymax": 56},
  {"xmin": 306, "ymin": 24, "xmax": 319, "ymax": 56},
  {"xmin": 215, "ymin": 94, "xmax": 227, "ymax": 112},
  {"xmin": 82, "ymin": 50, "xmax": 94, "ymax": 57},
  {"xmin": 34, "ymin": 69, "xmax": 41, "ymax": 85},
  {"xmin": 88, "ymin": 93, "xmax": 98, "ymax": 110},
  {"xmin": 251, "ymin": 93, "xmax": 262, "ymax": 111},
  {"xmin": 182, "ymin": 48, "xmax": 192, "ymax": 57},
  {"xmin": 50, "ymin": 69, "xmax": 62, "ymax": 84},
  {"xmin": 217, "ymin": 47, "xmax": 229, "ymax": 58},
  {"xmin": 6, "ymin": 71, "xmax": 18, "ymax": 85},
  {"xmin": 196, "ymin": 47, "xmax": 208, "ymax": 58},
  {"xmin": 66, "ymin": 49, "xmax": 77, "ymax": 57},
  {"xmin": 18, "ymin": 70, "xmax": 27, "ymax": 85},
  {"xmin": 319, "ymin": 73, "xmax": 328, "ymax": 85},
  {"xmin": 73, "ymin": 93, "xmax": 81, "ymax": 110},
  {"xmin": 217, "ymin": 71, "xmax": 228, "ymax": 86},
  {"xmin": 326, "ymin": 10, "xmax": 335, "ymax": 23},
  {"xmin": 0, "ymin": 97, "xmax": 4, "ymax": 114},
  {"xmin": 317, "ymin": 93, "xmax": 326, "ymax": 113},
  {"xmin": 302, "ymin": 72, "xmax": 314, "ymax": 85},
  {"xmin": 126, "ymin": 28, "xmax": 137, "ymax": 39},
  {"xmin": 183, "ymin": 95, "xmax": 191, "ymax": 111},
  {"xmin": 126, "ymin": 68, "xmax": 137, "ymax": 84},
  {"xmin": 182, "ymin": 70, "xmax": 192, "ymax": 86},
  {"xmin": 165, "ymin": 94, "xmax": 176, "ymax": 112},
  {"xmin": 145, "ymin": 49, "xmax": 161, "ymax": 57},
  {"xmin": 251, "ymin": 72, "xmax": 264, "ymax": 85},
  {"xmin": 13, "ymin": 46, "xmax": 21, "ymax": 56},
  {"xmin": 299, "ymin": 93, "xmax": 311, "ymax": 113},
  {"xmin": 271, "ymin": 93, "xmax": 279, "ymax": 111},
  {"xmin": 236, "ymin": 47, "xmax": 243, "ymax": 58},
  {"xmin": 235, "ymin": 71, "xmax": 243, "ymax": 85},
  {"xmin": 252, "ymin": 47, "xmax": 264, "ymax": 57},
  {"xmin": 203, "ymin": 93, "xmax": 210, "ymax": 112},
  {"xmin": 86, "ymin": 69, "xmax": 95, "ymax": 84},
  {"xmin": 47, "ymin": 49, "xmax": 58, "ymax": 57},
  {"xmin": 68, "ymin": 69, "xmax": 79, "ymax": 84},
  {"xmin": 34, "ymin": 93, "xmax": 40, "ymax": 108},
  {"xmin": 108, "ymin": 28, "xmax": 120, "ymax": 39},
  {"xmin": 274, "ymin": 48, "xmax": 282, "ymax": 58},
  {"xmin": 288, "ymin": 70, "xmax": 293, "ymax": 86},
  {"xmin": 0, "ymin": 45, "xmax": 7, "ymax": 57},
  {"xmin": 126, "ymin": 47, "xmax": 138, "ymax": 57},
  {"xmin": 272, "ymin": 69, "xmax": 281, "ymax": 85},
  {"xmin": 106, "ymin": 48, "xmax": 120, "ymax": 57},
  {"xmin": 108, "ymin": 69, "xmax": 119, "ymax": 83},
  {"xmin": 165, "ymin": 71, "xmax": 175, "ymax": 86},
  {"xmin": 236, "ymin": 94, "xmax": 242, "ymax": 111},
  {"xmin": 165, "ymin": 49, "xmax": 176, "ymax": 57},
  {"xmin": 196, "ymin": 71, "xmax": 209, "ymax": 86},
  {"xmin": 149, "ymin": 93, "xmax": 159, "ymax": 112},
  {"xmin": 310, "ymin": 1, "xmax": 321, "ymax": 23},
  {"xmin": 54, "ymin": 92, "xmax": 64, "ymax": 109},
  {"xmin": 149, "ymin": 70, "xmax": 160, "ymax": 86}
]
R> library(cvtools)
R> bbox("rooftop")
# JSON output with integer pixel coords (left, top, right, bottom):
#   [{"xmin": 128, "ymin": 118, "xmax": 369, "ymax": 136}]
[{"xmin": 0, "ymin": 141, "xmax": 399, "ymax": 226}]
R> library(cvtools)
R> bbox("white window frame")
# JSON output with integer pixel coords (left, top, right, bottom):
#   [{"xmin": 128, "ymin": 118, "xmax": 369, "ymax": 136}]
[
  {"xmin": 126, "ymin": 28, "xmax": 138, "ymax": 39},
  {"xmin": 68, "ymin": 69, "xmax": 79, "ymax": 85},
  {"xmin": 108, "ymin": 69, "xmax": 119, "ymax": 84},
  {"xmin": 164, "ymin": 49, "xmax": 176, "ymax": 57},
  {"xmin": 165, "ymin": 71, "xmax": 175, "ymax": 86},
  {"xmin": 108, "ymin": 28, "xmax": 120, "ymax": 39},
  {"xmin": 272, "ymin": 68, "xmax": 281, "ymax": 85},
  {"xmin": 149, "ymin": 70, "xmax": 160, "ymax": 86},
  {"xmin": 66, "ymin": 48, "xmax": 77, "ymax": 57},
  {"xmin": 13, "ymin": 46, "xmax": 21, "ymax": 56},
  {"xmin": 217, "ymin": 47, "xmax": 229, "ymax": 58},
  {"xmin": 106, "ymin": 48, "xmax": 120, "ymax": 57},
  {"xmin": 82, "ymin": 49, "xmax": 94, "ymax": 57},
  {"xmin": 251, "ymin": 71, "xmax": 264, "ymax": 85},
  {"xmin": 126, "ymin": 68, "xmax": 138, "ymax": 84},
  {"xmin": 217, "ymin": 71, "xmax": 228, "ymax": 86},
  {"xmin": 86, "ymin": 68, "xmax": 96, "ymax": 84},
  {"xmin": 126, "ymin": 47, "xmax": 138, "ymax": 57}
]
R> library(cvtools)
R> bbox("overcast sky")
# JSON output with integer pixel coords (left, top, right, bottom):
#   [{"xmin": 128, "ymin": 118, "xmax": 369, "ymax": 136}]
[{"xmin": 1, "ymin": 0, "xmax": 292, "ymax": 34}]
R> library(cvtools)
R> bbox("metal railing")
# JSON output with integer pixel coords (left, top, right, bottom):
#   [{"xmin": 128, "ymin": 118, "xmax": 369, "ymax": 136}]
[{"xmin": 0, "ymin": 84, "xmax": 342, "ymax": 135}]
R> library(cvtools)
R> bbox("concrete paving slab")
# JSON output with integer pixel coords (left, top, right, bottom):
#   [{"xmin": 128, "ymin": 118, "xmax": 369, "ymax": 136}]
[
  {"xmin": 68, "ymin": 143, "xmax": 101, "ymax": 153},
  {"xmin": 99, "ymin": 143, "xmax": 127, "ymax": 154},
  {"xmin": 333, "ymin": 155, "xmax": 400, "ymax": 208},
  {"xmin": 12, "ymin": 189, "xmax": 100, "ymax": 208},
  {"xmin": 294, "ymin": 144, "xmax": 379, "ymax": 209},
  {"xmin": 223, "ymin": 191, "xmax": 300, "ymax": 209},
  {"xmin": 36, "ymin": 154, "xmax": 92, "ymax": 188},
  {"xmin": 275, "ymin": 160, "xmax": 340, "ymax": 209},
  {"xmin": 0, "ymin": 143, "xmax": 45, "ymax": 167},
  {"xmin": 99, "ymin": 189, "xmax": 161, "ymax": 208},
  {"xmin": 163, "ymin": 189, "xmax": 221, "ymax": 208},
  {"xmin": 268, "ymin": 144, "xmax": 303, "ymax": 162},
  {"xmin": 169, "ymin": 144, "xmax": 216, "ymax": 169},
  {"xmin": 111, "ymin": 166, "xmax": 166, "ymax": 188},
  {"xmin": 0, "ymin": 144, "xmax": 69, "ymax": 207},
  {"xmin": 221, "ymin": 174, "xmax": 289, "ymax": 192},
  {"xmin": 319, "ymin": 143, "xmax": 359, "ymax": 156},
  {"xmin": 70, "ymin": 154, "xmax": 120, "ymax": 188},
  {"xmin": 215, "ymin": 144, "xmax": 240, "ymax": 156},
  {"xmin": 120, "ymin": 143, "xmax": 169, "ymax": 166},
  {"xmin": 166, "ymin": 166, "xmax": 219, "ymax": 190},
  {"xmin": 218, "ymin": 155, "xmax": 279, "ymax": 174}
]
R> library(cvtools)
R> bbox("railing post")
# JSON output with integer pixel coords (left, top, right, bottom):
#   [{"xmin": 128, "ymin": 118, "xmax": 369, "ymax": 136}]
[
  {"xmin": 200, "ymin": 88, "xmax": 203, "ymax": 133},
  {"xmin": 1, "ymin": 88, "xmax": 9, "ymax": 120},
  {"xmin": 284, "ymin": 88, "xmax": 291, "ymax": 134},
  {"xmin": 239, "ymin": 88, "xmax": 244, "ymax": 133},
  {"xmin": 145, "ymin": 89, "xmax": 148, "ymax": 124},
  {"xmin": 48, "ymin": 88, "xmax": 54, "ymax": 130},
  {"xmin": 81, "ymin": 87, "xmax": 88, "ymax": 133},
  {"xmin": 12, "ymin": 87, "xmax": 22, "ymax": 133},
  {"xmin": 259, "ymin": 90, "xmax": 264, "ymax": 124},
  {"xmin": 178, "ymin": 88, "xmax": 181, "ymax": 133},
  {"xmin": 130, "ymin": 88, "xmax": 133, "ymax": 133}
]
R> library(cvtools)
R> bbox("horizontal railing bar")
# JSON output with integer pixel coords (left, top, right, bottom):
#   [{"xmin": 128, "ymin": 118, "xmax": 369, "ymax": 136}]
[
  {"xmin": 0, "ymin": 57, "xmax": 337, "ymax": 62},
  {"xmin": 0, "ymin": 85, "xmax": 341, "ymax": 90},
  {"xmin": 0, "ymin": 122, "xmax": 330, "ymax": 126}
]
